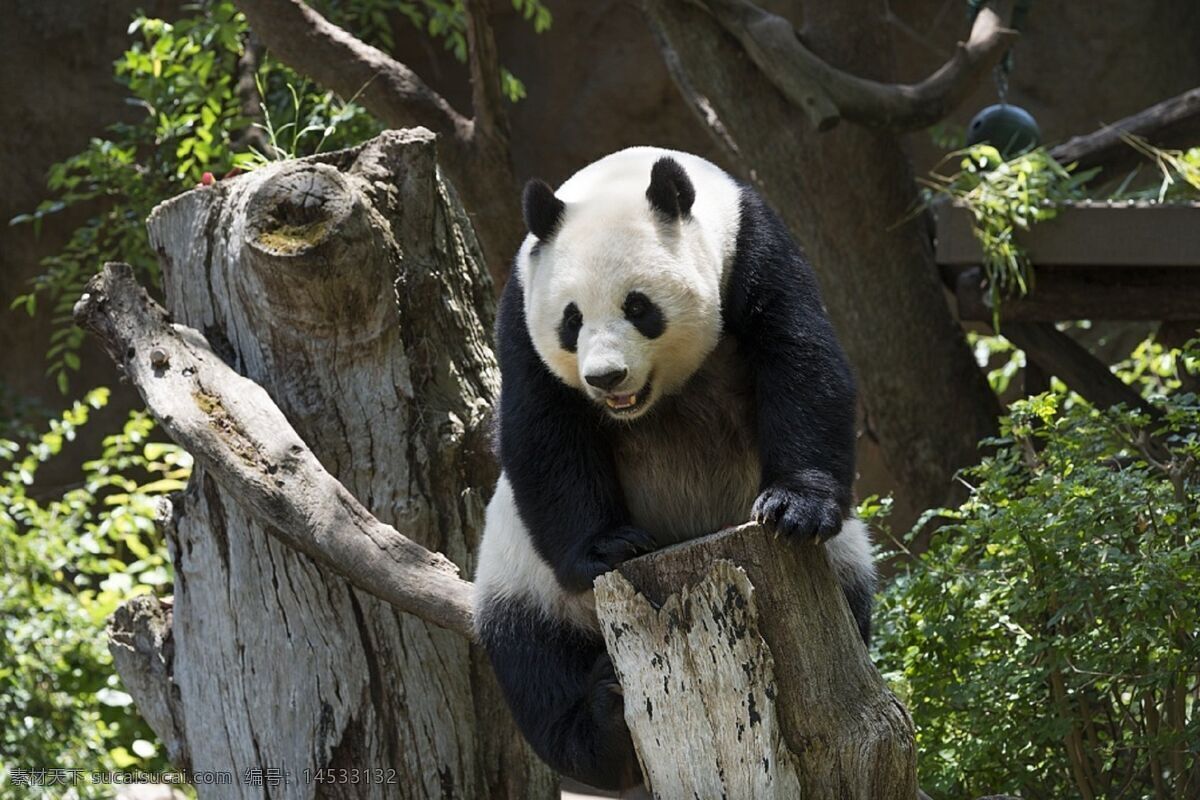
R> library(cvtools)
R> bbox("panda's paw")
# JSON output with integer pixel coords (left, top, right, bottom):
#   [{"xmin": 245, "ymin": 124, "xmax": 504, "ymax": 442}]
[
  {"xmin": 585, "ymin": 653, "xmax": 642, "ymax": 789},
  {"xmin": 585, "ymin": 652, "xmax": 633, "ymax": 748},
  {"xmin": 752, "ymin": 487, "xmax": 843, "ymax": 542},
  {"xmin": 587, "ymin": 653, "xmax": 627, "ymax": 731},
  {"xmin": 566, "ymin": 526, "xmax": 656, "ymax": 589}
]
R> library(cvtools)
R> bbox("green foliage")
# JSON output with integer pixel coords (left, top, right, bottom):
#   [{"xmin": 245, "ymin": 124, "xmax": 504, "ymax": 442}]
[
  {"xmin": 0, "ymin": 390, "xmax": 192, "ymax": 798},
  {"xmin": 11, "ymin": 0, "xmax": 553, "ymax": 390},
  {"xmin": 921, "ymin": 145, "xmax": 1097, "ymax": 328},
  {"xmin": 875, "ymin": 349, "xmax": 1200, "ymax": 798},
  {"xmin": 8, "ymin": 2, "xmax": 380, "ymax": 391}
]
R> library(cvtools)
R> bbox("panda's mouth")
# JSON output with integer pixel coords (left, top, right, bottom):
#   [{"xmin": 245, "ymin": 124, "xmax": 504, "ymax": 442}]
[{"xmin": 603, "ymin": 381, "xmax": 652, "ymax": 415}]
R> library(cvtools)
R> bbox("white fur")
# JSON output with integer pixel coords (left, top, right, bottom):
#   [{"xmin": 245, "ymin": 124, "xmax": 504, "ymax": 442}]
[
  {"xmin": 473, "ymin": 475, "xmax": 600, "ymax": 633},
  {"xmin": 827, "ymin": 517, "xmax": 877, "ymax": 590},
  {"xmin": 516, "ymin": 147, "xmax": 743, "ymax": 418}
]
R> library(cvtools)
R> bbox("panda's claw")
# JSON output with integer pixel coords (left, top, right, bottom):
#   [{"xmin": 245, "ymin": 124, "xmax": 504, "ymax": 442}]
[{"xmin": 752, "ymin": 487, "xmax": 842, "ymax": 542}]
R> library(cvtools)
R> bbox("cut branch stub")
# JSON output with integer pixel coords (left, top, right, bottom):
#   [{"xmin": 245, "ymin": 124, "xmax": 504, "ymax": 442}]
[
  {"xmin": 231, "ymin": 0, "xmax": 522, "ymax": 286},
  {"xmin": 107, "ymin": 591, "xmax": 189, "ymax": 772},
  {"xmin": 244, "ymin": 162, "xmax": 358, "ymax": 259},
  {"xmin": 595, "ymin": 523, "xmax": 916, "ymax": 799}
]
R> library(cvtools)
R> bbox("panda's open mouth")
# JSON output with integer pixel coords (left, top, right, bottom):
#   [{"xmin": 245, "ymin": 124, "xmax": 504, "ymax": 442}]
[{"xmin": 603, "ymin": 381, "xmax": 652, "ymax": 415}]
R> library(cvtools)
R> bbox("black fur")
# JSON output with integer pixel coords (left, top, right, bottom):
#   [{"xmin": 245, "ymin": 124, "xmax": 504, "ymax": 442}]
[
  {"xmin": 523, "ymin": 179, "xmax": 565, "ymax": 240},
  {"xmin": 843, "ymin": 576, "xmax": 874, "ymax": 644},
  {"xmin": 622, "ymin": 291, "xmax": 665, "ymax": 339},
  {"xmin": 723, "ymin": 189, "xmax": 858, "ymax": 542},
  {"xmin": 645, "ymin": 156, "xmax": 695, "ymax": 219},
  {"xmin": 488, "ymin": 177, "xmax": 866, "ymax": 791},
  {"xmin": 558, "ymin": 302, "xmax": 582, "ymax": 353},
  {"xmin": 477, "ymin": 599, "xmax": 641, "ymax": 791}
]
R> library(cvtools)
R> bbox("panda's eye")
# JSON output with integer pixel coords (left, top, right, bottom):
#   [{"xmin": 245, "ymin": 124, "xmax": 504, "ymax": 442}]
[
  {"xmin": 623, "ymin": 291, "xmax": 665, "ymax": 339},
  {"xmin": 623, "ymin": 293, "xmax": 649, "ymax": 319},
  {"xmin": 558, "ymin": 302, "xmax": 583, "ymax": 353}
]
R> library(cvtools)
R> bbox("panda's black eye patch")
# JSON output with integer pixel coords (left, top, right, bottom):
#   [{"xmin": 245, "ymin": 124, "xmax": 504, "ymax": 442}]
[
  {"xmin": 558, "ymin": 302, "xmax": 583, "ymax": 352},
  {"xmin": 623, "ymin": 291, "xmax": 665, "ymax": 339}
]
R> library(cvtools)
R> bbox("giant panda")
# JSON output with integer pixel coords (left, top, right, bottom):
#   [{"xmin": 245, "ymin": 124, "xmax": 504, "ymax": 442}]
[{"xmin": 473, "ymin": 147, "xmax": 875, "ymax": 791}]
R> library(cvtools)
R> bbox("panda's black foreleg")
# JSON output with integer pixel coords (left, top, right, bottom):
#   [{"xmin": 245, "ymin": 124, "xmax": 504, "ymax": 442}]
[{"xmin": 477, "ymin": 599, "xmax": 641, "ymax": 791}]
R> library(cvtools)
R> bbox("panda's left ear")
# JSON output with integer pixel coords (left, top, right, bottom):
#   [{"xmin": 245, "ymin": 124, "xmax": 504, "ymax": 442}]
[
  {"xmin": 646, "ymin": 156, "xmax": 695, "ymax": 219},
  {"xmin": 522, "ymin": 179, "xmax": 565, "ymax": 241}
]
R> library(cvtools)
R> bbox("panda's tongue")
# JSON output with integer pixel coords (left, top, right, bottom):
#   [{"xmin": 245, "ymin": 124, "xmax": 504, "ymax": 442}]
[{"xmin": 605, "ymin": 393, "xmax": 637, "ymax": 410}]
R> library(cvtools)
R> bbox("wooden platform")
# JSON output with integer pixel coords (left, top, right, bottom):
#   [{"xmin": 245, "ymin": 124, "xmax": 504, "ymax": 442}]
[{"xmin": 936, "ymin": 200, "xmax": 1200, "ymax": 322}]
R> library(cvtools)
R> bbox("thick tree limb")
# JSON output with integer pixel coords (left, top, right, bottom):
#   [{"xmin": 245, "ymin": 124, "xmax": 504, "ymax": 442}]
[
  {"xmin": 234, "ymin": 0, "xmax": 469, "ymax": 137},
  {"xmin": 690, "ymin": 0, "xmax": 1017, "ymax": 131},
  {"xmin": 464, "ymin": 0, "xmax": 509, "ymax": 144},
  {"xmin": 74, "ymin": 263, "xmax": 475, "ymax": 638},
  {"xmin": 1051, "ymin": 86, "xmax": 1200, "ymax": 177},
  {"xmin": 1001, "ymin": 322, "xmax": 1154, "ymax": 414}
]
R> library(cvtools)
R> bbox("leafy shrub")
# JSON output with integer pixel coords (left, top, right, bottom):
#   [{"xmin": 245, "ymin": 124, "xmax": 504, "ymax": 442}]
[
  {"xmin": 874, "ymin": 357, "xmax": 1200, "ymax": 798},
  {"xmin": 0, "ymin": 390, "xmax": 191, "ymax": 798}
]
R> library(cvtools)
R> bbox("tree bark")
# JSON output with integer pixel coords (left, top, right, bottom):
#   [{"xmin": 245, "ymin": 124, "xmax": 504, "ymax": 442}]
[
  {"xmin": 114, "ymin": 129, "xmax": 553, "ymax": 799},
  {"xmin": 595, "ymin": 524, "xmax": 916, "ymax": 798},
  {"xmin": 645, "ymin": 0, "xmax": 1000, "ymax": 517},
  {"xmin": 233, "ymin": 0, "xmax": 522, "ymax": 287}
]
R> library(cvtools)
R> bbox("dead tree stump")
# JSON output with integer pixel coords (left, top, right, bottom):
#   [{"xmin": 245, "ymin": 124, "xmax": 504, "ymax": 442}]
[
  {"xmin": 111, "ymin": 129, "xmax": 554, "ymax": 799},
  {"xmin": 595, "ymin": 524, "xmax": 917, "ymax": 799}
]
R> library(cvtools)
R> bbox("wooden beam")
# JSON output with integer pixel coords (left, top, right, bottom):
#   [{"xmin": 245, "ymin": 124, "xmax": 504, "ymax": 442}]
[
  {"xmin": 954, "ymin": 266, "xmax": 1200, "ymax": 322},
  {"xmin": 937, "ymin": 202, "xmax": 1200, "ymax": 268},
  {"xmin": 1000, "ymin": 322, "xmax": 1152, "ymax": 412}
]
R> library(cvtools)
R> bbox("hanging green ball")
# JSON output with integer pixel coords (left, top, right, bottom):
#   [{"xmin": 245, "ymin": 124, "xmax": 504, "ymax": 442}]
[{"xmin": 965, "ymin": 104, "xmax": 1041, "ymax": 159}]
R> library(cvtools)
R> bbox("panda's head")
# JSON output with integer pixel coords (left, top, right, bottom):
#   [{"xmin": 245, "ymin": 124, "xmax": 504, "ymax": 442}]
[{"xmin": 519, "ymin": 155, "xmax": 727, "ymax": 421}]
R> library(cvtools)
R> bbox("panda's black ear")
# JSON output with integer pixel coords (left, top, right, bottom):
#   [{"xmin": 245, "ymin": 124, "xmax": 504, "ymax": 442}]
[
  {"xmin": 646, "ymin": 156, "xmax": 695, "ymax": 219},
  {"xmin": 522, "ymin": 179, "xmax": 565, "ymax": 241}
]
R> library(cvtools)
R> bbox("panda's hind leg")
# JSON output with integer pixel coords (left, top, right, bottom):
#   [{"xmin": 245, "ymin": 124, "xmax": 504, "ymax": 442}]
[{"xmin": 476, "ymin": 597, "xmax": 641, "ymax": 791}]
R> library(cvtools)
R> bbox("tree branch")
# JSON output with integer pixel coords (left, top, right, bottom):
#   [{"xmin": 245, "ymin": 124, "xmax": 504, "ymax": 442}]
[
  {"xmin": 233, "ymin": 0, "xmax": 470, "ymax": 138},
  {"xmin": 463, "ymin": 0, "xmax": 509, "ymax": 144},
  {"xmin": 690, "ymin": 0, "xmax": 1017, "ymax": 131},
  {"xmin": 232, "ymin": 31, "xmax": 267, "ymax": 155},
  {"xmin": 74, "ymin": 263, "xmax": 476, "ymax": 638},
  {"xmin": 1050, "ymin": 86, "xmax": 1200, "ymax": 177}
]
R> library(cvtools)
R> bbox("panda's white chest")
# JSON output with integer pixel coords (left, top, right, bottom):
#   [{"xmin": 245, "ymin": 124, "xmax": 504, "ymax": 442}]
[{"xmin": 612, "ymin": 337, "xmax": 760, "ymax": 545}]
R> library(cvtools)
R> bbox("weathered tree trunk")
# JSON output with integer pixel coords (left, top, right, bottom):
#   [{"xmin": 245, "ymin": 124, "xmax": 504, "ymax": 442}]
[
  {"xmin": 644, "ymin": 0, "xmax": 1001, "ymax": 520},
  {"xmin": 117, "ymin": 129, "xmax": 553, "ymax": 798},
  {"xmin": 595, "ymin": 524, "xmax": 916, "ymax": 799}
]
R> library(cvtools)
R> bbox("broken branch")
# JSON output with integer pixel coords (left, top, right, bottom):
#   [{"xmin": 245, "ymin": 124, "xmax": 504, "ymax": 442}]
[
  {"xmin": 74, "ymin": 263, "xmax": 476, "ymax": 638},
  {"xmin": 690, "ymin": 0, "xmax": 1017, "ymax": 131},
  {"xmin": 233, "ymin": 0, "xmax": 469, "ymax": 137},
  {"xmin": 1051, "ymin": 86, "xmax": 1200, "ymax": 178}
]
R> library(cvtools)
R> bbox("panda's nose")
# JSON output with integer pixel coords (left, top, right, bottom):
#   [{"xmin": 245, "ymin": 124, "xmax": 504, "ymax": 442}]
[{"xmin": 585, "ymin": 368, "xmax": 628, "ymax": 391}]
